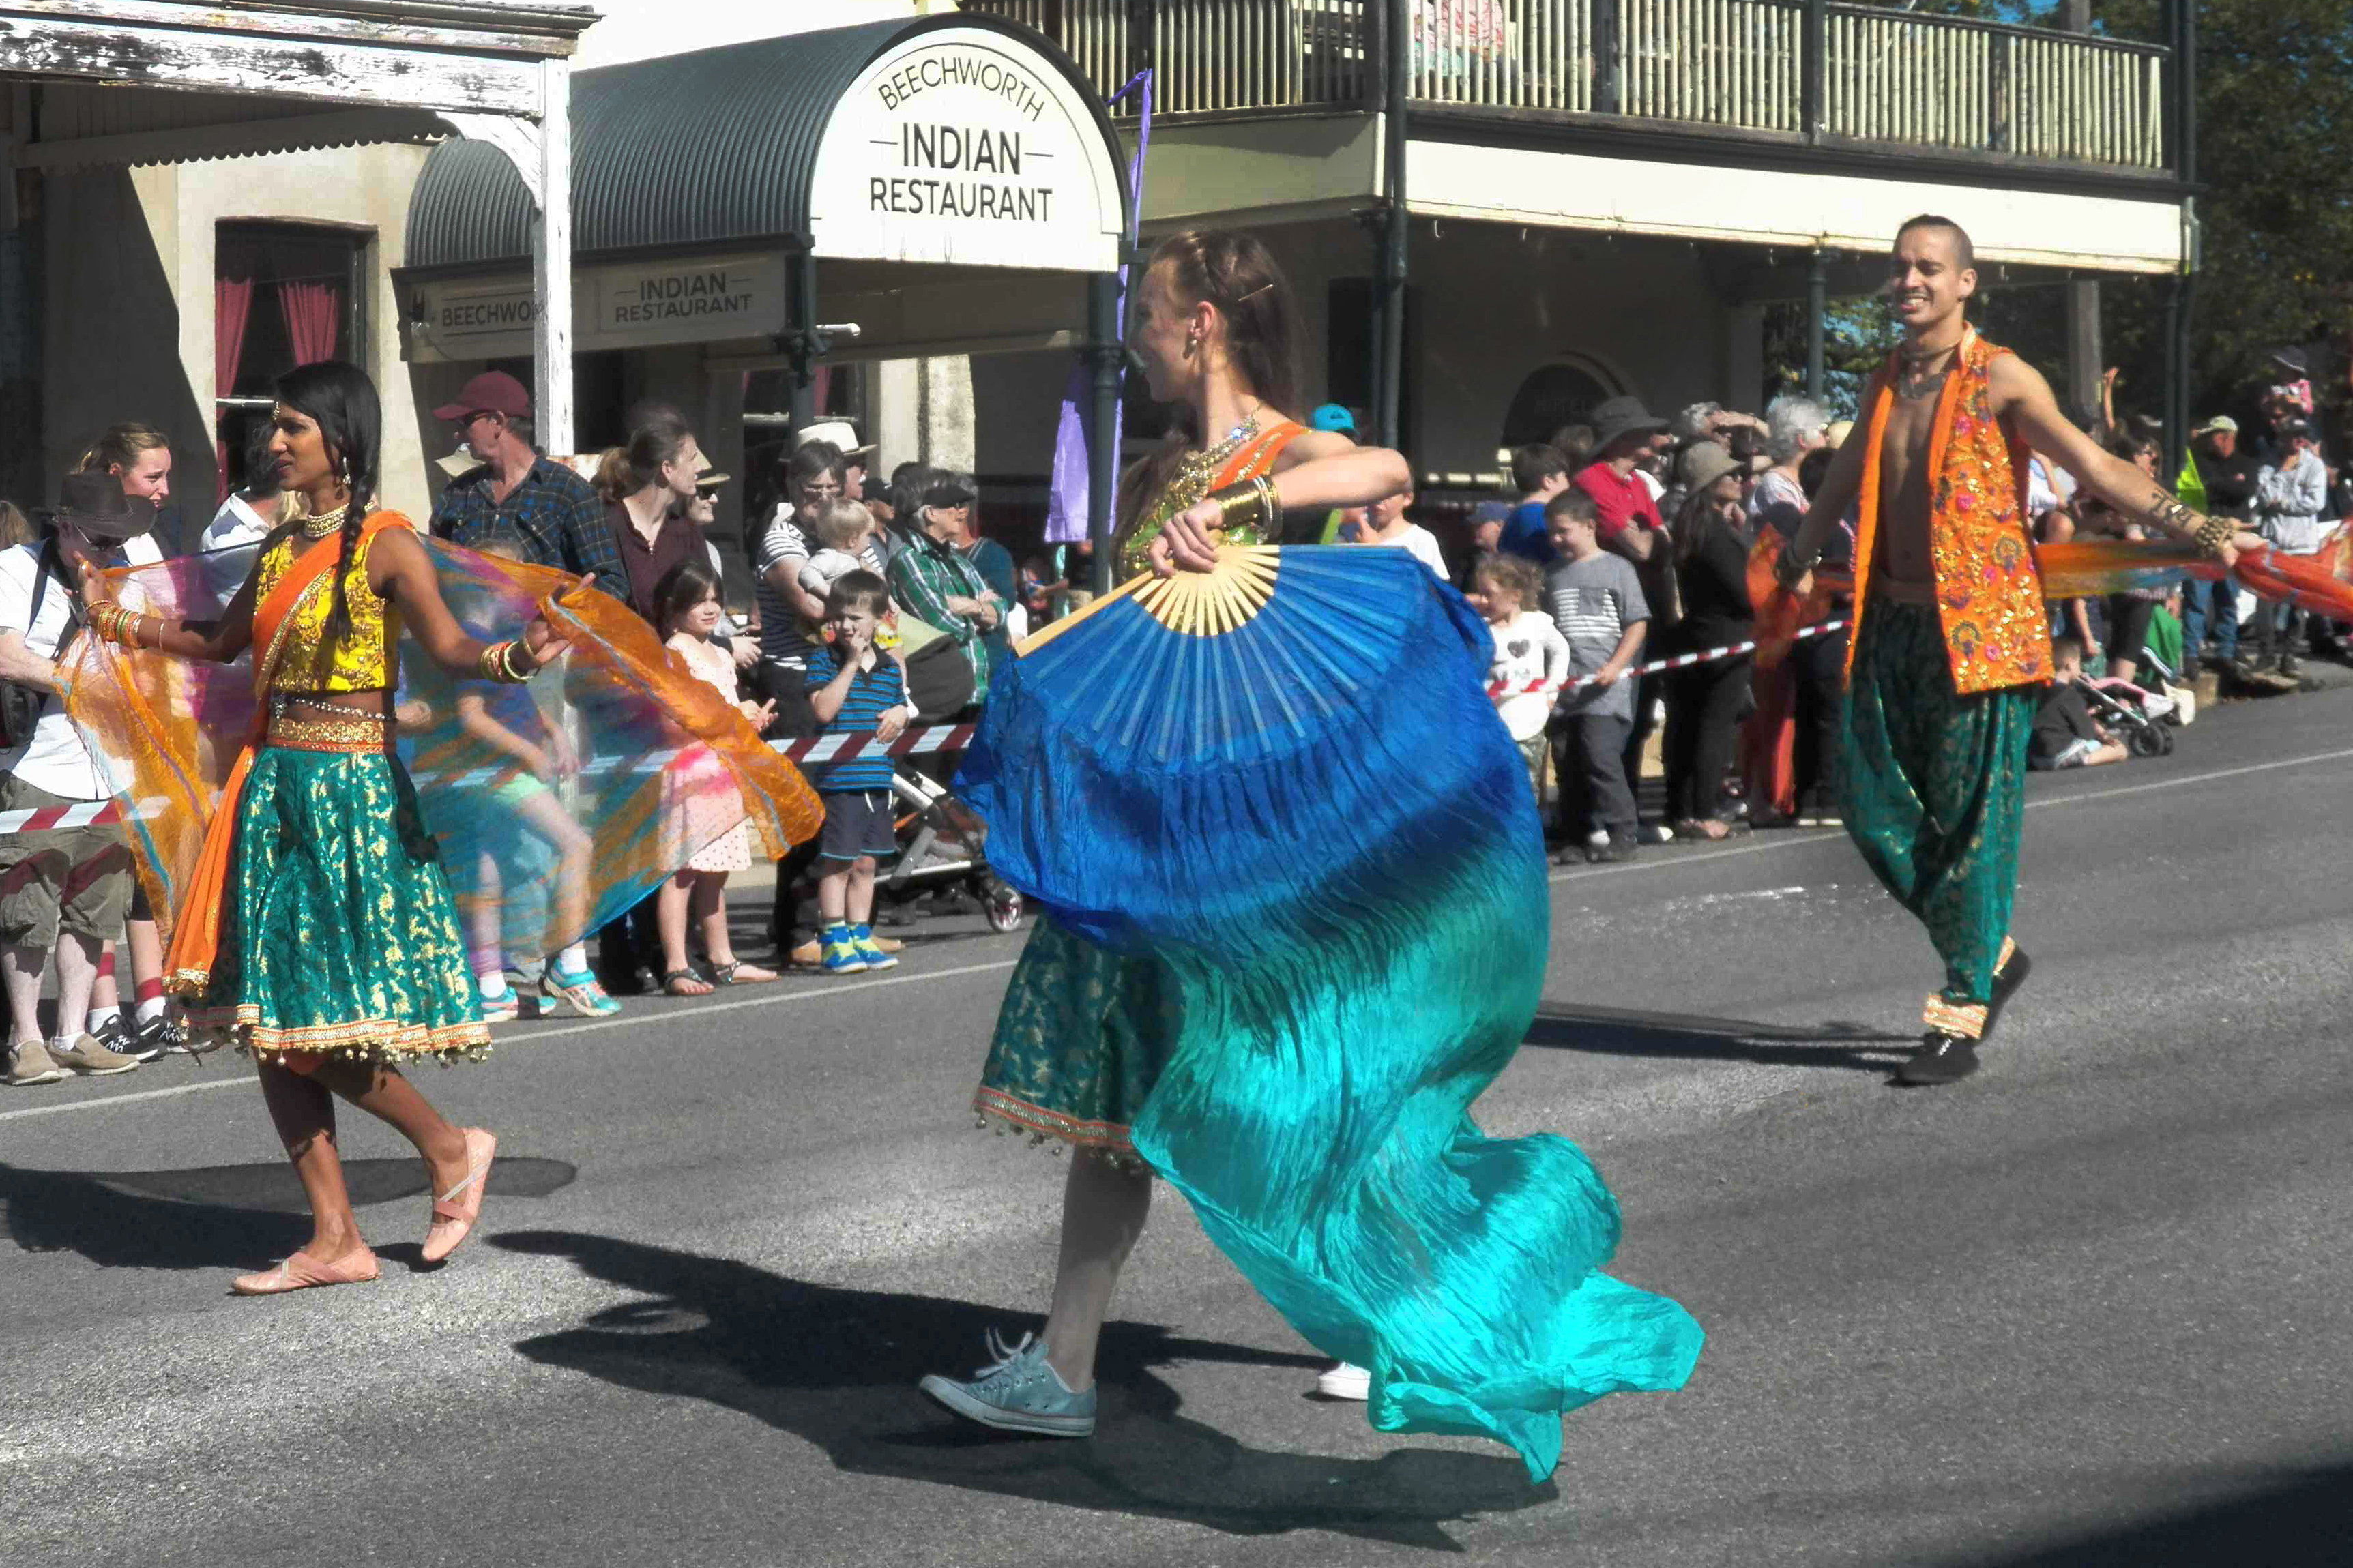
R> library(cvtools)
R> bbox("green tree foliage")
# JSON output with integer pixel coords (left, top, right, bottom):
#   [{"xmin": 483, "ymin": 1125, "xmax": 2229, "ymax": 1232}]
[{"xmin": 1766, "ymin": 3, "xmax": 2353, "ymax": 437}]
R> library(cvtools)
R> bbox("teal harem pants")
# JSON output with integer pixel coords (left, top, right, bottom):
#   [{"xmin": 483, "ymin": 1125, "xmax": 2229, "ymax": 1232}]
[{"xmin": 1838, "ymin": 599, "xmax": 2035, "ymax": 1026}]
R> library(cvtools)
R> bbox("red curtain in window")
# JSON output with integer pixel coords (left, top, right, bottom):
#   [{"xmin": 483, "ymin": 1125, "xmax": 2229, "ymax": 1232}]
[
  {"xmin": 214, "ymin": 276, "xmax": 254, "ymax": 502},
  {"xmin": 278, "ymin": 280, "xmax": 341, "ymax": 368}
]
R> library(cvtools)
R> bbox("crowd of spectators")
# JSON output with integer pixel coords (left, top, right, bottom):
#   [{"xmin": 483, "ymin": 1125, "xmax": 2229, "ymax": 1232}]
[{"xmin": 5, "ymin": 352, "xmax": 2348, "ymax": 1086}]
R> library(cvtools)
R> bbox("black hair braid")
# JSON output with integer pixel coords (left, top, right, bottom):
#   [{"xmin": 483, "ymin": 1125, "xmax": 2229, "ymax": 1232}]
[{"xmin": 322, "ymin": 453, "xmax": 374, "ymax": 644}]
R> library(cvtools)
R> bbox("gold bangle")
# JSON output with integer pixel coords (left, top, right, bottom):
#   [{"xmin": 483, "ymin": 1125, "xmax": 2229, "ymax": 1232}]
[
  {"xmin": 476, "ymin": 641, "xmax": 511, "ymax": 683},
  {"xmin": 1203, "ymin": 480, "xmax": 1268, "ymax": 535},
  {"xmin": 499, "ymin": 640, "xmax": 535, "ymax": 682}
]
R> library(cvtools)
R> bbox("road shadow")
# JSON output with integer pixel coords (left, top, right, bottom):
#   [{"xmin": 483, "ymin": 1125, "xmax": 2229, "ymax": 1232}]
[
  {"xmin": 1939, "ymin": 1459, "xmax": 2353, "ymax": 1566},
  {"xmin": 1525, "ymin": 1000, "xmax": 1913, "ymax": 1074},
  {"xmin": 0, "ymin": 1157, "xmax": 576, "ymax": 1271},
  {"xmin": 493, "ymin": 1229, "xmax": 1549, "ymax": 1550}
]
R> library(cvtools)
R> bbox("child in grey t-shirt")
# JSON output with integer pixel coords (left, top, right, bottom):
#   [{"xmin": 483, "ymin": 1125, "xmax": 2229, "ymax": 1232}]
[{"xmin": 1539, "ymin": 493, "xmax": 1650, "ymax": 859}]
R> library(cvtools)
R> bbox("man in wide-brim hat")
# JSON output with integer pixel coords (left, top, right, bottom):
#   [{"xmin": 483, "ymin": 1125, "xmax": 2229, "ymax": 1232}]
[{"xmin": 0, "ymin": 471, "xmax": 161, "ymax": 1087}]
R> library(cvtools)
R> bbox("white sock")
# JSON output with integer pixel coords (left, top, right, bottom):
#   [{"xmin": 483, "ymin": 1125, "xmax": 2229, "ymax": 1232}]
[
  {"xmin": 136, "ymin": 996, "xmax": 168, "ymax": 1024},
  {"xmin": 478, "ymin": 971, "xmax": 512, "ymax": 1001},
  {"xmin": 553, "ymin": 943, "xmax": 589, "ymax": 975},
  {"xmin": 86, "ymin": 1004, "xmax": 120, "ymax": 1033}
]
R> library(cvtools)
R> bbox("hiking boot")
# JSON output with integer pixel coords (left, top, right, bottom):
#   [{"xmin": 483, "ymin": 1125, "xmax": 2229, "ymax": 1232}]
[
  {"xmin": 53, "ymin": 1033, "xmax": 141, "ymax": 1078},
  {"xmin": 5, "ymin": 1039, "xmax": 68, "ymax": 1087},
  {"xmin": 1894, "ymin": 1031, "xmax": 1979, "ymax": 1086},
  {"xmin": 919, "ymin": 1330, "xmax": 1096, "ymax": 1437}
]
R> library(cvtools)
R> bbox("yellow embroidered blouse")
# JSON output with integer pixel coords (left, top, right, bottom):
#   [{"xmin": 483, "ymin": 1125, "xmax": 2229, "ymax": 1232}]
[{"xmin": 254, "ymin": 522, "xmax": 403, "ymax": 692}]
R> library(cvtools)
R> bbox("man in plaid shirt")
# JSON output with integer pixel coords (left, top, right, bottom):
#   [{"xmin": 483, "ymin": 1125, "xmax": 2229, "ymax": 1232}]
[
  {"xmin": 886, "ymin": 475, "xmax": 999, "ymax": 706},
  {"xmin": 427, "ymin": 372, "xmax": 626, "ymax": 597}
]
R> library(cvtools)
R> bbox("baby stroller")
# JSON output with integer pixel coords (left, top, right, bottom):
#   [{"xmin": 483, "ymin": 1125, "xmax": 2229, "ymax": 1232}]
[
  {"xmin": 2077, "ymin": 673, "xmax": 2176, "ymax": 758},
  {"xmin": 883, "ymin": 764, "xmax": 1025, "ymax": 934}
]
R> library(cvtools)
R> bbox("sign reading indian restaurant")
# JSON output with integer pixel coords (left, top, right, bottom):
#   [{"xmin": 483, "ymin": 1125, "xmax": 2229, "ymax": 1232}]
[
  {"xmin": 808, "ymin": 26, "xmax": 1123, "ymax": 271},
  {"xmin": 409, "ymin": 255, "xmax": 787, "ymax": 362}
]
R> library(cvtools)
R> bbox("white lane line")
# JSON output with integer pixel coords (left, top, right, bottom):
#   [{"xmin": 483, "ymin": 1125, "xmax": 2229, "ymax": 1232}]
[
  {"xmin": 13, "ymin": 743, "xmax": 2349, "ymax": 1120},
  {"xmin": 1548, "ymin": 743, "xmax": 2353, "ymax": 883},
  {"xmin": 0, "ymin": 957, "xmax": 1021, "ymax": 1123}
]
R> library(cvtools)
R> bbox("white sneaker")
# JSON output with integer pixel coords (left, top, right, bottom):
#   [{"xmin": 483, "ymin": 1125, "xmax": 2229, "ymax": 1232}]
[
  {"xmin": 1315, "ymin": 1361, "xmax": 1371, "ymax": 1401},
  {"xmin": 1584, "ymin": 829, "xmax": 1609, "ymax": 850},
  {"xmin": 1641, "ymin": 822, "xmax": 1676, "ymax": 844}
]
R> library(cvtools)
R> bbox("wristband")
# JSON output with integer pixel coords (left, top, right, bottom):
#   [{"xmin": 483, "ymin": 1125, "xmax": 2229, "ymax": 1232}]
[
  {"xmin": 2191, "ymin": 514, "xmax": 2236, "ymax": 561},
  {"xmin": 1772, "ymin": 541, "xmax": 1822, "ymax": 590}
]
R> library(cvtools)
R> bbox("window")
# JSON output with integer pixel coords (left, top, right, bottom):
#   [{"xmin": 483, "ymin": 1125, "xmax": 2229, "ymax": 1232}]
[{"xmin": 213, "ymin": 223, "xmax": 367, "ymax": 497}]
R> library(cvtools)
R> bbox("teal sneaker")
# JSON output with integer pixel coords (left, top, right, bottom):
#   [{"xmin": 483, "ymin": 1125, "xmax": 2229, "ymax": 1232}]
[
  {"xmin": 819, "ymin": 926, "xmax": 867, "ymax": 975},
  {"xmin": 850, "ymin": 923, "xmax": 898, "ymax": 971},
  {"xmin": 919, "ymin": 1330, "xmax": 1096, "ymax": 1437},
  {"xmin": 541, "ymin": 967, "xmax": 622, "ymax": 1018}
]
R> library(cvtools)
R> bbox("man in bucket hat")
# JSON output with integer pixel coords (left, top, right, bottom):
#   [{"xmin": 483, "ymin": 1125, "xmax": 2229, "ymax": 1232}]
[{"xmin": 0, "ymin": 473, "xmax": 158, "ymax": 1085}]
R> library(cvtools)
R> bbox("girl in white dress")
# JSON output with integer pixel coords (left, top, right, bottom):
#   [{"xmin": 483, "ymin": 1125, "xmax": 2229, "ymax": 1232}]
[{"xmin": 654, "ymin": 560, "xmax": 777, "ymax": 994}]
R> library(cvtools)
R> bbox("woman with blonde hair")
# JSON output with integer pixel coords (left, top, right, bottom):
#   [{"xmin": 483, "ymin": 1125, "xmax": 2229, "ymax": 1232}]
[{"xmin": 921, "ymin": 231, "xmax": 1701, "ymax": 1474}]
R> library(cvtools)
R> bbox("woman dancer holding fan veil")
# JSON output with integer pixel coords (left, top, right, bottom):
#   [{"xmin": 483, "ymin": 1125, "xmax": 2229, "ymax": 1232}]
[{"xmin": 920, "ymin": 231, "xmax": 1701, "ymax": 1481}]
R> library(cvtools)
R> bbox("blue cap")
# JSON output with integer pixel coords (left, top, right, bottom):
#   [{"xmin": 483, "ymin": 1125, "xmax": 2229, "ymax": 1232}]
[{"xmin": 1309, "ymin": 402, "xmax": 1356, "ymax": 434}]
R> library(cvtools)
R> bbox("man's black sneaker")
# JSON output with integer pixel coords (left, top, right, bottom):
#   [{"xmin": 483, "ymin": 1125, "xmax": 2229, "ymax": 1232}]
[
  {"xmin": 1982, "ymin": 945, "xmax": 2032, "ymax": 1041},
  {"xmin": 91, "ymin": 1014, "xmax": 168, "ymax": 1063},
  {"xmin": 1895, "ymin": 1031, "xmax": 1980, "ymax": 1086}
]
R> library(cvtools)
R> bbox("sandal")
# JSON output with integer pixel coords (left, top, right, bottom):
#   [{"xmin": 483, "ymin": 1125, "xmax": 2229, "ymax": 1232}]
[
  {"xmin": 663, "ymin": 968, "xmax": 714, "ymax": 996},
  {"xmin": 1671, "ymin": 818, "xmax": 1731, "ymax": 842},
  {"xmin": 710, "ymin": 961, "xmax": 776, "ymax": 986}
]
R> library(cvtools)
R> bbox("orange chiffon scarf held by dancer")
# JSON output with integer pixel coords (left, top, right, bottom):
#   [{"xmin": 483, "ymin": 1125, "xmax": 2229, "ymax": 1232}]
[{"xmin": 61, "ymin": 526, "xmax": 821, "ymax": 986}]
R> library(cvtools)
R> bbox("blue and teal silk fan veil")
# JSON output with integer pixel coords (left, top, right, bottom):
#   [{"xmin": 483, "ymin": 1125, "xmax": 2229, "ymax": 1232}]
[{"xmin": 957, "ymin": 545, "xmax": 1703, "ymax": 1481}]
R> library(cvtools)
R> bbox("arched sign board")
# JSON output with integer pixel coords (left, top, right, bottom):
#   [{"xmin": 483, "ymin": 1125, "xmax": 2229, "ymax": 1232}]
[
  {"xmin": 808, "ymin": 25, "xmax": 1125, "ymax": 273},
  {"xmin": 400, "ymin": 19, "xmax": 1129, "ymax": 364}
]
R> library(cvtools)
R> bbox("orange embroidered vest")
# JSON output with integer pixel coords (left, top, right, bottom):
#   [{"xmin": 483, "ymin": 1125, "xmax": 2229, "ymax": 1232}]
[{"xmin": 1850, "ymin": 329, "xmax": 2052, "ymax": 694}]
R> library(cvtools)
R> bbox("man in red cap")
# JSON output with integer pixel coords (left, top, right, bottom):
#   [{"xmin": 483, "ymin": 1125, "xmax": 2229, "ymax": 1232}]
[{"xmin": 428, "ymin": 370, "xmax": 624, "ymax": 596}]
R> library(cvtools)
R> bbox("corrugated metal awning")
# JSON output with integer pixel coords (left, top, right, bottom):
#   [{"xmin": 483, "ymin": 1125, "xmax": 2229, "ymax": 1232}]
[{"xmin": 405, "ymin": 14, "xmax": 1128, "ymax": 275}]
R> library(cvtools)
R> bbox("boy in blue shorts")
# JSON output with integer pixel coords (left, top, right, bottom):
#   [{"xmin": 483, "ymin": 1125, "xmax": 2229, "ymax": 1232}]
[{"xmin": 804, "ymin": 570, "xmax": 913, "ymax": 974}]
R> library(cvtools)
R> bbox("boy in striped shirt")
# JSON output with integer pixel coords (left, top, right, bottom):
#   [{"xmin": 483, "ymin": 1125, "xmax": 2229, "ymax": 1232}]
[{"xmin": 804, "ymin": 572, "xmax": 914, "ymax": 975}]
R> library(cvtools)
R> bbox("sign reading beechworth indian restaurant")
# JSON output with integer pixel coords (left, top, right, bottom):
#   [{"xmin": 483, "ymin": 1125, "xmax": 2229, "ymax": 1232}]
[{"xmin": 810, "ymin": 26, "xmax": 1124, "ymax": 272}]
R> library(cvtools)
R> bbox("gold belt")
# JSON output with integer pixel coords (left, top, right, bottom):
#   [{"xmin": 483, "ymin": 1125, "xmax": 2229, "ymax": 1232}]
[{"xmin": 265, "ymin": 704, "xmax": 388, "ymax": 754}]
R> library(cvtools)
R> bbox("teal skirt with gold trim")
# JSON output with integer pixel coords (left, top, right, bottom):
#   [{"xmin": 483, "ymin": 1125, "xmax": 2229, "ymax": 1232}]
[
  {"xmin": 973, "ymin": 913, "xmax": 1180, "ymax": 1157},
  {"xmin": 183, "ymin": 746, "xmax": 489, "ymax": 1064}
]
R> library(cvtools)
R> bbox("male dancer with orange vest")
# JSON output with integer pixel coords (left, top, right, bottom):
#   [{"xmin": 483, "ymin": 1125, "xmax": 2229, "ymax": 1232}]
[{"xmin": 1774, "ymin": 216, "xmax": 2256, "ymax": 1086}]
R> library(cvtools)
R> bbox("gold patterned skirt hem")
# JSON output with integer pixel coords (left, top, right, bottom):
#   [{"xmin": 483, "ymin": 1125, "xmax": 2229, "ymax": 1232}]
[
  {"xmin": 974, "ymin": 1087, "xmax": 1150, "ymax": 1172},
  {"xmin": 180, "ymin": 1005, "xmax": 493, "ymax": 1067}
]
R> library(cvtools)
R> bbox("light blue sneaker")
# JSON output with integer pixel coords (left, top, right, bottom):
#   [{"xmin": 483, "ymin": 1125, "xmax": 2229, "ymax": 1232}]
[{"xmin": 918, "ymin": 1330, "xmax": 1096, "ymax": 1437}]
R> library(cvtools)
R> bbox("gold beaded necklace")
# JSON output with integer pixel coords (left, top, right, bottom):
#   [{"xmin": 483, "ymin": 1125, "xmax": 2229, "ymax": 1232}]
[{"xmin": 299, "ymin": 501, "xmax": 353, "ymax": 539}]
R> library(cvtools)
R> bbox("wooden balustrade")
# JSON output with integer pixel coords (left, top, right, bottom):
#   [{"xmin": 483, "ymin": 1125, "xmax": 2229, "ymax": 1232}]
[{"xmin": 966, "ymin": 0, "xmax": 2168, "ymax": 170}]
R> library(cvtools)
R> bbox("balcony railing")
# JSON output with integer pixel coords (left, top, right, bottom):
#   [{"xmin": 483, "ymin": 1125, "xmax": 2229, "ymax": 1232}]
[{"xmin": 971, "ymin": 0, "xmax": 2169, "ymax": 171}]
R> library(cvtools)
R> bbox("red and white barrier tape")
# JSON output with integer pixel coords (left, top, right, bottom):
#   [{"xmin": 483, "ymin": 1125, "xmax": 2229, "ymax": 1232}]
[
  {"xmin": 0, "ymin": 796, "xmax": 166, "ymax": 835},
  {"xmin": 6, "ymin": 628, "xmax": 1840, "ymax": 835},
  {"xmin": 1551, "ymin": 618, "xmax": 1849, "ymax": 693}
]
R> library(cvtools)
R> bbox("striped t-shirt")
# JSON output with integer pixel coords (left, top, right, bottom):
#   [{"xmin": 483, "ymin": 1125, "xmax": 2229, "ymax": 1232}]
[{"xmin": 800, "ymin": 642, "xmax": 908, "ymax": 793}]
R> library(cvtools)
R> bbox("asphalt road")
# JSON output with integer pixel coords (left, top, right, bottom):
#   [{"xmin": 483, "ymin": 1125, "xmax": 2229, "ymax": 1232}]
[{"xmin": 4, "ymin": 688, "xmax": 2350, "ymax": 1568}]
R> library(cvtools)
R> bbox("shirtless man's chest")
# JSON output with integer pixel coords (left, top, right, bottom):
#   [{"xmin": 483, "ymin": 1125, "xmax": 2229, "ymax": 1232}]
[{"xmin": 1872, "ymin": 379, "xmax": 1946, "ymax": 585}]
